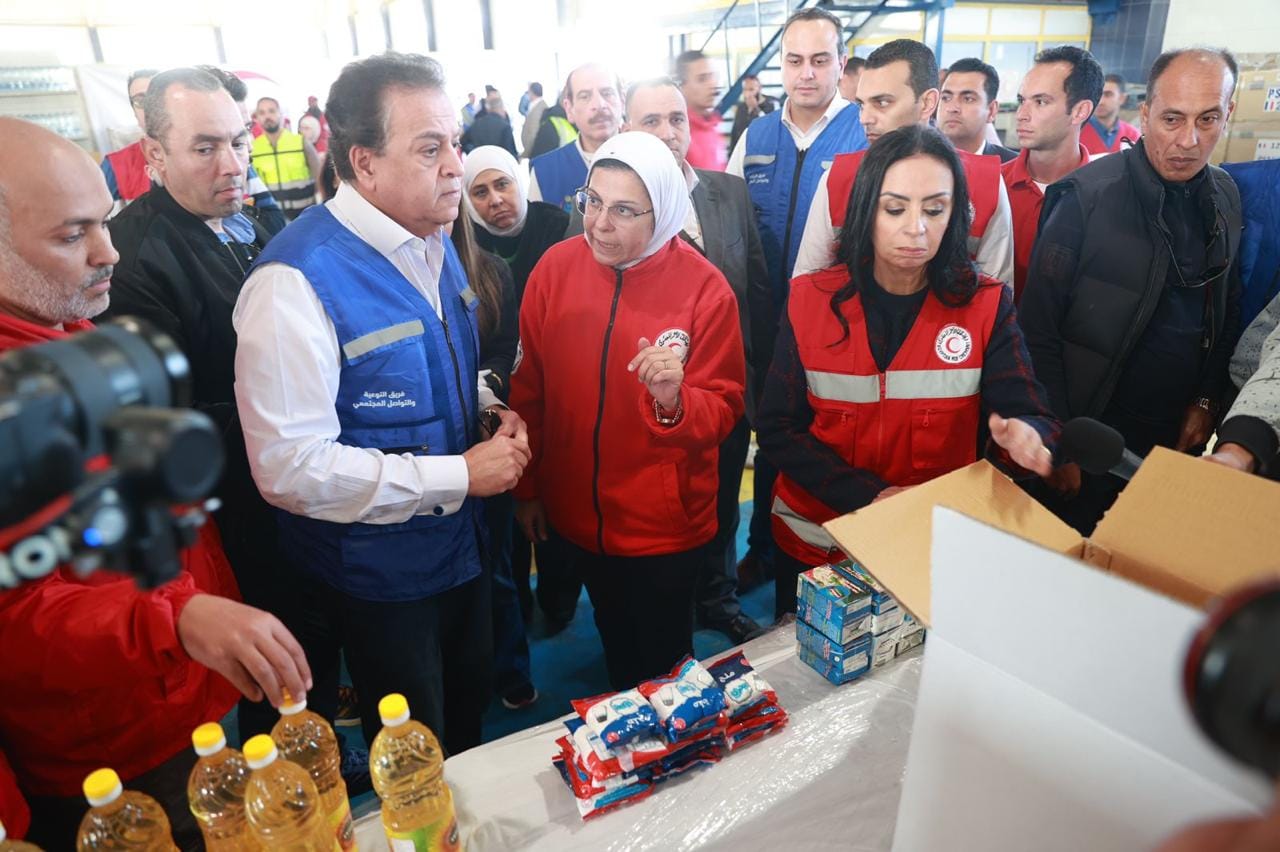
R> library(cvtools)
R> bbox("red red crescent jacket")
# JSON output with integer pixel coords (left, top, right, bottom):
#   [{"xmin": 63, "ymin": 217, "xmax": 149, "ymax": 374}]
[
  {"xmin": 771, "ymin": 267, "xmax": 1003, "ymax": 567},
  {"xmin": 0, "ymin": 312, "xmax": 239, "ymax": 797},
  {"xmin": 828, "ymin": 147, "xmax": 1002, "ymax": 244},
  {"xmin": 510, "ymin": 236, "xmax": 745, "ymax": 556}
]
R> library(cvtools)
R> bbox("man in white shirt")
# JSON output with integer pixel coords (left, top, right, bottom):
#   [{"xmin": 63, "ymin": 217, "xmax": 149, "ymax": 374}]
[
  {"xmin": 792, "ymin": 39, "xmax": 1015, "ymax": 286},
  {"xmin": 234, "ymin": 52, "xmax": 530, "ymax": 755},
  {"xmin": 725, "ymin": 7, "xmax": 867, "ymax": 594}
]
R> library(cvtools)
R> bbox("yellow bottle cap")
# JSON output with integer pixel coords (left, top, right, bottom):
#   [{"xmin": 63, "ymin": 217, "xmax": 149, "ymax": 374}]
[
  {"xmin": 379, "ymin": 693, "xmax": 411, "ymax": 727},
  {"xmin": 242, "ymin": 734, "xmax": 279, "ymax": 770},
  {"xmin": 191, "ymin": 722, "xmax": 227, "ymax": 757},
  {"xmin": 83, "ymin": 768, "xmax": 123, "ymax": 807}
]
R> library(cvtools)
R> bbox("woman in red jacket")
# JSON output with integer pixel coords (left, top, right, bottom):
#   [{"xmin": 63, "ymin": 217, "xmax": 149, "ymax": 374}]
[
  {"xmin": 511, "ymin": 132, "xmax": 745, "ymax": 689},
  {"xmin": 757, "ymin": 125, "xmax": 1059, "ymax": 617}
]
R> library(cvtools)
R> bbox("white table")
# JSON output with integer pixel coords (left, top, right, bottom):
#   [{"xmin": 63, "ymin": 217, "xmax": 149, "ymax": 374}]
[{"xmin": 355, "ymin": 627, "xmax": 921, "ymax": 851}]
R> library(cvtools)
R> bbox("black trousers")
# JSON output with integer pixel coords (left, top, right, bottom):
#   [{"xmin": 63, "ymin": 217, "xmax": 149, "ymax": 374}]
[
  {"xmin": 774, "ymin": 547, "xmax": 813, "ymax": 619},
  {"xmin": 548, "ymin": 529, "xmax": 703, "ymax": 690},
  {"xmin": 25, "ymin": 748, "xmax": 200, "ymax": 851},
  {"xmin": 285, "ymin": 559, "xmax": 493, "ymax": 758},
  {"xmin": 696, "ymin": 416, "xmax": 750, "ymax": 623}
]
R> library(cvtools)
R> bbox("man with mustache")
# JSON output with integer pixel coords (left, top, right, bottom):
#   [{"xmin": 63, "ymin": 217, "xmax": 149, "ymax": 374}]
[
  {"xmin": 529, "ymin": 62, "xmax": 623, "ymax": 212},
  {"xmin": 105, "ymin": 67, "xmax": 292, "ymax": 742}
]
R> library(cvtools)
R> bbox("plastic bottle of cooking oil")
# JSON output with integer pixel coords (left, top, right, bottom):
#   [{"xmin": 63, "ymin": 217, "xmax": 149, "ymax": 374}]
[
  {"xmin": 242, "ymin": 734, "xmax": 332, "ymax": 850},
  {"xmin": 186, "ymin": 722, "xmax": 253, "ymax": 849},
  {"xmin": 272, "ymin": 693, "xmax": 354, "ymax": 850},
  {"xmin": 75, "ymin": 768, "xmax": 177, "ymax": 850},
  {"xmin": 369, "ymin": 693, "xmax": 461, "ymax": 851}
]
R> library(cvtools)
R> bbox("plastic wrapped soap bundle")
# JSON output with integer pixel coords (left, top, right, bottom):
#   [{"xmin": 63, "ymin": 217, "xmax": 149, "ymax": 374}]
[{"xmin": 552, "ymin": 653, "xmax": 787, "ymax": 819}]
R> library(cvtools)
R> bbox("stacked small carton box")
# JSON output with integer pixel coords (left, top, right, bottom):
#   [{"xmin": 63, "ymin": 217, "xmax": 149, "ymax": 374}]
[{"xmin": 795, "ymin": 559, "xmax": 925, "ymax": 685}]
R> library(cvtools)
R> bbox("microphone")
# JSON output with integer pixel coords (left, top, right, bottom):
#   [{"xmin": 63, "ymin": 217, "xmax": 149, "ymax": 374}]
[{"xmin": 1057, "ymin": 417, "xmax": 1144, "ymax": 481}]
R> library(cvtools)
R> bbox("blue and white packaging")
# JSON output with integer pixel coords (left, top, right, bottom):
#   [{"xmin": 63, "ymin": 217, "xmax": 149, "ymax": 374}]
[
  {"xmin": 870, "ymin": 606, "xmax": 905, "ymax": 634},
  {"xmin": 797, "ymin": 599, "xmax": 873, "ymax": 645},
  {"xmin": 639, "ymin": 658, "xmax": 727, "ymax": 742},
  {"xmin": 797, "ymin": 640, "xmax": 871, "ymax": 685},
  {"xmin": 832, "ymin": 559, "xmax": 900, "ymax": 614},
  {"xmin": 796, "ymin": 617, "xmax": 873, "ymax": 684},
  {"xmin": 796, "ymin": 564, "xmax": 873, "ymax": 644}
]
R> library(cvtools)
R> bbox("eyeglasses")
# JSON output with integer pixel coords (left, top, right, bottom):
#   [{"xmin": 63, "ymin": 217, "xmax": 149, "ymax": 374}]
[
  {"xmin": 129, "ymin": 94, "xmax": 147, "ymax": 108},
  {"xmin": 574, "ymin": 188, "xmax": 653, "ymax": 224}
]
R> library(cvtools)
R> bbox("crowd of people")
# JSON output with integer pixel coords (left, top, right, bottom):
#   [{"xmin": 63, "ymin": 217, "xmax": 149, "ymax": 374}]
[{"xmin": 0, "ymin": 5, "xmax": 1276, "ymax": 845}]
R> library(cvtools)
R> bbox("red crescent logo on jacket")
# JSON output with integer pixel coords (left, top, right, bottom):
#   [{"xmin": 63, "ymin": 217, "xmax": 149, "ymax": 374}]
[
  {"xmin": 935, "ymin": 325, "xmax": 973, "ymax": 364},
  {"xmin": 655, "ymin": 328, "xmax": 691, "ymax": 362}
]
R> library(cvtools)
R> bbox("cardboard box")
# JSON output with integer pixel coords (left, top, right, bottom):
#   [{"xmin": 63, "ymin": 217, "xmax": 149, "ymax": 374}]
[
  {"xmin": 1222, "ymin": 122, "xmax": 1280, "ymax": 163},
  {"xmin": 823, "ymin": 447, "xmax": 1280, "ymax": 624},
  {"xmin": 796, "ymin": 640, "xmax": 870, "ymax": 685},
  {"xmin": 795, "ymin": 564, "xmax": 873, "ymax": 639},
  {"xmin": 796, "ymin": 598, "xmax": 872, "ymax": 645},
  {"xmin": 870, "ymin": 607, "xmax": 905, "ymax": 635},
  {"xmin": 820, "ymin": 448, "xmax": 1280, "ymax": 850},
  {"xmin": 895, "ymin": 630, "xmax": 925, "ymax": 656},
  {"xmin": 871, "ymin": 632, "xmax": 898, "ymax": 668}
]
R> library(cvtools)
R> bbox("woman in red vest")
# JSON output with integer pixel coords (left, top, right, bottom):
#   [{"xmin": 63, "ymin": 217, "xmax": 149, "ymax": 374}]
[{"xmin": 757, "ymin": 125, "xmax": 1058, "ymax": 617}]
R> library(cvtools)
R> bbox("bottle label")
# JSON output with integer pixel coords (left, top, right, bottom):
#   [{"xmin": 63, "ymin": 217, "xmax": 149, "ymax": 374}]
[
  {"xmin": 385, "ymin": 815, "xmax": 461, "ymax": 851},
  {"xmin": 331, "ymin": 797, "xmax": 355, "ymax": 851}
]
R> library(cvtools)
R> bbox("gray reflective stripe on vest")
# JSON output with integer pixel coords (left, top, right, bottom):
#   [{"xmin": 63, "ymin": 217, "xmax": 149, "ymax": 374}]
[
  {"xmin": 772, "ymin": 495, "xmax": 837, "ymax": 552},
  {"xmin": 743, "ymin": 154, "xmax": 776, "ymax": 166},
  {"xmin": 342, "ymin": 319, "xmax": 425, "ymax": 360},
  {"xmin": 885, "ymin": 368, "xmax": 981, "ymax": 400},
  {"xmin": 806, "ymin": 370, "xmax": 879, "ymax": 403},
  {"xmin": 967, "ymin": 234, "xmax": 981, "ymax": 255}
]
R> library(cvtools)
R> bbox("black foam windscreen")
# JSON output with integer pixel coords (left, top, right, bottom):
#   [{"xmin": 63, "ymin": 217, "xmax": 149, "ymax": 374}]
[{"xmin": 1057, "ymin": 417, "xmax": 1126, "ymax": 474}]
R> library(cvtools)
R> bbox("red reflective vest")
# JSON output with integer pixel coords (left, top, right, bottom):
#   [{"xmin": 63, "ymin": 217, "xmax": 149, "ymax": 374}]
[
  {"xmin": 827, "ymin": 147, "xmax": 1002, "ymax": 256},
  {"xmin": 771, "ymin": 266, "xmax": 1003, "ymax": 566}
]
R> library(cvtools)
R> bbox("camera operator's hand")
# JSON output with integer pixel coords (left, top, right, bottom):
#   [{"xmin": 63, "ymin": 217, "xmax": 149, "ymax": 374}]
[
  {"xmin": 464, "ymin": 432, "xmax": 531, "ymax": 497},
  {"xmin": 177, "ymin": 594, "xmax": 312, "ymax": 707}
]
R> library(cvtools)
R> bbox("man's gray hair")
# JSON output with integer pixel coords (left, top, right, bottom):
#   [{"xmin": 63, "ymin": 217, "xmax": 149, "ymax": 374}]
[{"xmin": 143, "ymin": 67, "xmax": 223, "ymax": 143}]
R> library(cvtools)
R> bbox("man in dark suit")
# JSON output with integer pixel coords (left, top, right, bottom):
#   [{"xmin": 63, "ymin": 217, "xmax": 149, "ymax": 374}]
[
  {"xmin": 569, "ymin": 77, "xmax": 771, "ymax": 642},
  {"xmin": 941, "ymin": 58, "xmax": 1017, "ymax": 163}
]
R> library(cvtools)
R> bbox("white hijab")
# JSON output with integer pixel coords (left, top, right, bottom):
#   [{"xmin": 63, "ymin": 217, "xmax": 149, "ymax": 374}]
[
  {"xmin": 586, "ymin": 131, "xmax": 691, "ymax": 268},
  {"xmin": 462, "ymin": 145, "xmax": 529, "ymax": 238}
]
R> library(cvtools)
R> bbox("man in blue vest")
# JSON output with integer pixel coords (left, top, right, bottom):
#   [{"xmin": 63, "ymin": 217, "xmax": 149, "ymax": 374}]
[
  {"xmin": 233, "ymin": 52, "xmax": 531, "ymax": 755},
  {"xmin": 726, "ymin": 6, "xmax": 866, "ymax": 593},
  {"xmin": 528, "ymin": 62, "xmax": 623, "ymax": 212}
]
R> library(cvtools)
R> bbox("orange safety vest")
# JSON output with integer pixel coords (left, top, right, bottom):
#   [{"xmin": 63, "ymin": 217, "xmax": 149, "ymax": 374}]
[
  {"xmin": 771, "ymin": 266, "xmax": 1003, "ymax": 566},
  {"xmin": 827, "ymin": 148, "xmax": 1003, "ymax": 258}
]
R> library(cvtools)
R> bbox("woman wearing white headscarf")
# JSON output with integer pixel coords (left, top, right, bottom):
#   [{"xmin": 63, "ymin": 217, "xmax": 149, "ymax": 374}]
[
  {"xmin": 463, "ymin": 145, "xmax": 570, "ymax": 303},
  {"xmin": 510, "ymin": 132, "xmax": 746, "ymax": 689}
]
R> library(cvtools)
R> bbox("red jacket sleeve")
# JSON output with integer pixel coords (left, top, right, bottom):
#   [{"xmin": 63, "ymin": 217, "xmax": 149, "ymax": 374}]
[
  {"xmin": 637, "ymin": 272, "xmax": 745, "ymax": 449},
  {"xmin": 0, "ymin": 568, "xmax": 201, "ymax": 692},
  {"xmin": 510, "ymin": 256, "xmax": 550, "ymax": 501}
]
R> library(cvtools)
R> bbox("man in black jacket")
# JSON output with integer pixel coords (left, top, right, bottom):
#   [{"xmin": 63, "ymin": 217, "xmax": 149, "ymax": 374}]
[
  {"xmin": 569, "ymin": 78, "xmax": 771, "ymax": 641},
  {"xmin": 1020, "ymin": 47, "xmax": 1243, "ymax": 534},
  {"xmin": 104, "ymin": 67, "xmax": 286, "ymax": 739}
]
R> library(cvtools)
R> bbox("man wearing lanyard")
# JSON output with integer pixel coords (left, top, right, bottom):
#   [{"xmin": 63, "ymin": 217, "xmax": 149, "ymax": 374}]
[{"xmin": 234, "ymin": 52, "xmax": 530, "ymax": 755}]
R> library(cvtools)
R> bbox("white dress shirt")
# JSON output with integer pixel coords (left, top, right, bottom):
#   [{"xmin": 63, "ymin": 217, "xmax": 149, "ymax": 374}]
[
  {"xmin": 792, "ymin": 160, "xmax": 1016, "ymax": 287},
  {"xmin": 681, "ymin": 160, "xmax": 704, "ymax": 249},
  {"xmin": 726, "ymin": 96, "xmax": 852, "ymax": 179},
  {"xmin": 233, "ymin": 182, "xmax": 499, "ymax": 525},
  {"xmin": 528, "ymin": 138, "xmax": 593, "ymax": 203}
]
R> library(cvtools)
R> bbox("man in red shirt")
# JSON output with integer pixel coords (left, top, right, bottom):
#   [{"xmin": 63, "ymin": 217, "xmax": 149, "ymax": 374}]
[
  {"xmin": 676, "ymin": 49, "xmax": 727, "ymax": 171},
  {"xmin": 1081, "ymin": 73, "xmax": 1141, "ymax": 155},
  {"xmin": 0, "ymin": 117, "xmax": 311, "ymax": 848},
  {"xmin": 1002, "ymin": 46, "xmax": 1103, "ymax": 300}
]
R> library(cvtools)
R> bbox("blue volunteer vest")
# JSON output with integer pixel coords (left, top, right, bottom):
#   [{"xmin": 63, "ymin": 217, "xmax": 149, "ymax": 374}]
[
  {"xmin": 250, "ymin": 204, "xmax": 482, "ymax": 602},
  {"xmin": 531, "ymin": 141, "xmax": 588, "ymax": 213},
  {"xmin": 743, "ymin": 104, "xmax": 866, "ymax": 311}
]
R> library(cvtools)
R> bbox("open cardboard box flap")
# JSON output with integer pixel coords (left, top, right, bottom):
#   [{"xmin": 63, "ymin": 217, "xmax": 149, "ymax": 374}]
[{"xmin": 824, "ymin": 447, "xmax": 1280, "ymax": 627}]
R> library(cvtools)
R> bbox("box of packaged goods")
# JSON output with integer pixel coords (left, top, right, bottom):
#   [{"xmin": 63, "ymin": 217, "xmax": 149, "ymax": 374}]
[
  {"xmin": 796, "ymin": 564, "xmax": 873, "ymax": 641},
  {"xmin": 796, "ymin": 615, "xmax": 874, "ymax": 679},
  {"xmin": 797, "ymin": 639, "xmax": 872, "ymax": 685}
]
